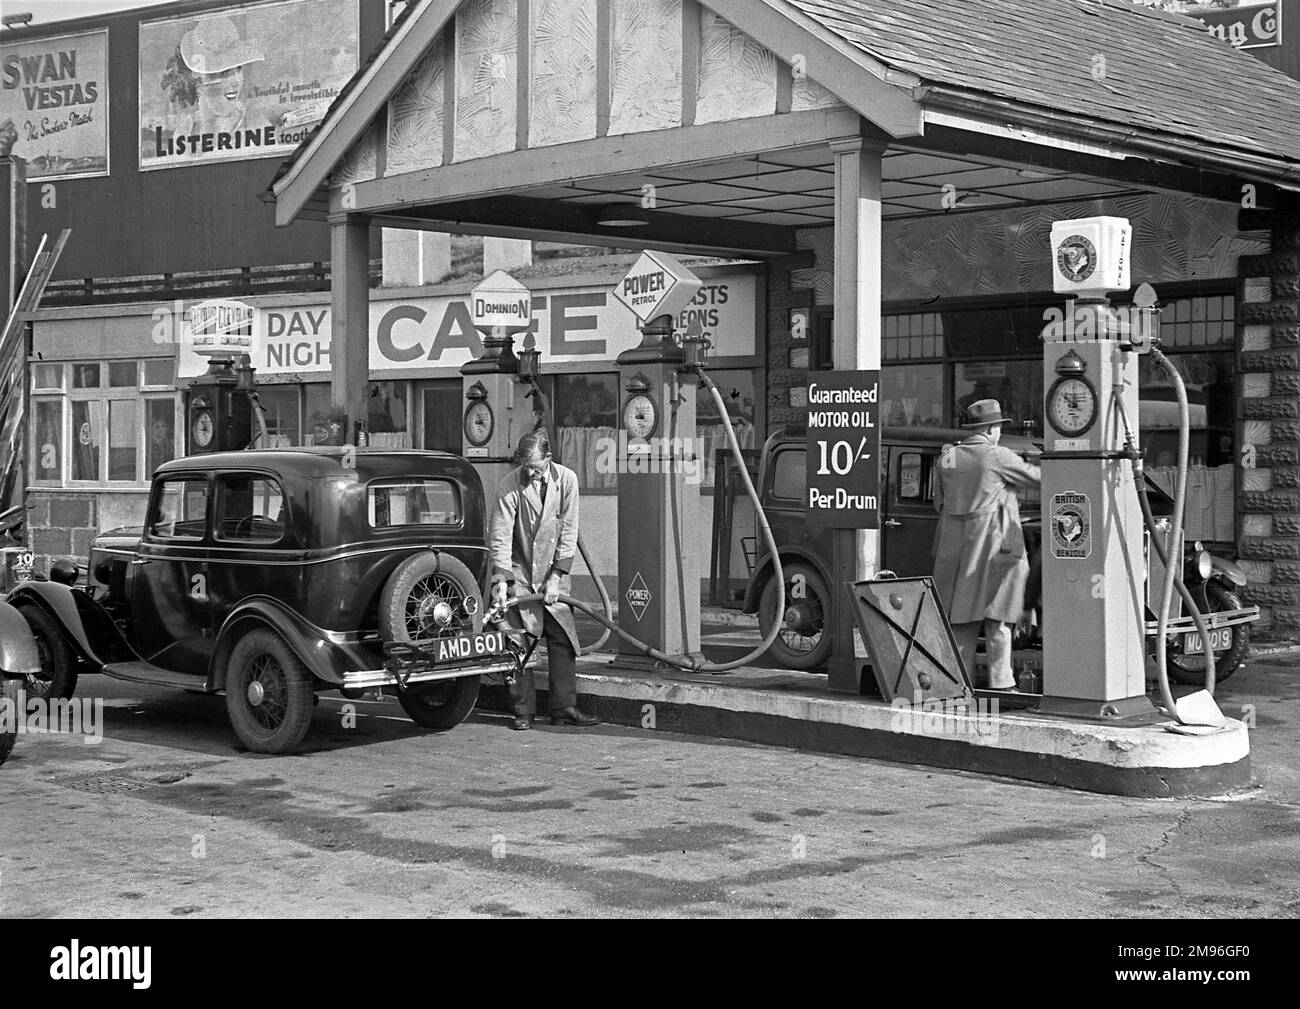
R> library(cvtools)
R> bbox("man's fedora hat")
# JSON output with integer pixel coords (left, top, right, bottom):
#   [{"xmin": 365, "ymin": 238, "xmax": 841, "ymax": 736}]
[
  {"xmin": 181, "ymin": 16, "xmax": 264, "ymax": 76},
  {"xmin": 962, "ymin": 398, "xmax": 1009, "ymax": 428}
]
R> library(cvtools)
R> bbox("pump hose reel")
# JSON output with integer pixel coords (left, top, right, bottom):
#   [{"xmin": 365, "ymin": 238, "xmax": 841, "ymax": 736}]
[{"xmin": 509, "ymin": 369, "xmax": 785, "ymax": 673}]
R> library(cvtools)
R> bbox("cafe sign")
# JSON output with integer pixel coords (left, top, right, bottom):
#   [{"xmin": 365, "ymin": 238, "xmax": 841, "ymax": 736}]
[{"xmin": 1191, "ymin": 1, "xmax": 1281, "ymax": 49}]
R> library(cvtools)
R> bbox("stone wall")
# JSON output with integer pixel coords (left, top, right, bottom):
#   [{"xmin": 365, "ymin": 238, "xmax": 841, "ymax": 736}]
[
  {"xmin": 26, "ymin": 490, "xmax": 150, "ymax": 579},
  {"xmin": 1237, "ymin": 209, "xmax": 1300, "ymax": 640}
]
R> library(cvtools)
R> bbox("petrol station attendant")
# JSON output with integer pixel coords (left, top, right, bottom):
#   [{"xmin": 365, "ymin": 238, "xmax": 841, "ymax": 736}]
[
  {"xmin": 489, "ymin": 430, "xmax": 600, "ymax": 731},
  {"xmin": 932, "ymin": 399, "xmax": 1042, "ymax": 690}
]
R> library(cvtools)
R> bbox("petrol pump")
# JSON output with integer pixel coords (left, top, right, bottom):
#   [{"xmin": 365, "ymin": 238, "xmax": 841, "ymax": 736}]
[
  {"xmin": 610, "ymin": 252, "xmax": 707, "ymax": 670},
  {"xmin": 185, "ymin": 300, "xmax": 257, "ymax": 455},
  {"xmin": 461, "ymin": 270, "xmax": 532, "ymax": 504},
  {"xmin": 1038, "ymin": 217, "xmax": 1155, "ymax": 717}
]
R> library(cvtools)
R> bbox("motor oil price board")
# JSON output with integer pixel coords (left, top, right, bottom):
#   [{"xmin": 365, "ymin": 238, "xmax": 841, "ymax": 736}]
[{"xmin": 805, "ymin": 370, "xmax": 880, "ymax": 528}]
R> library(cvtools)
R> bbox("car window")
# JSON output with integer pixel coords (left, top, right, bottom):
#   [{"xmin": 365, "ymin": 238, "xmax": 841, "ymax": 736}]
[
  {"xmin": 214, "ymin": 474, "xmax": 286, "ymax": 544},
  {"xmin": 893, "ymin": 451, "xmax": 936, "ymax": 506},
  {"xmin": 147, "ymin": 477, "xmax": 208, "ymax": 540},
  {"xmin": 369, "ymin": 479, "xmax": 461, "ymax": 528},
  {"xmin": 771, "ymin": 448, "xmax": 805, "ymax": 502}
]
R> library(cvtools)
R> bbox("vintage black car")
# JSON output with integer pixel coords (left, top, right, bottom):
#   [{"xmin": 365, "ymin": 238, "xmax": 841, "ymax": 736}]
[{"xmin": 6, "ymin": 449, "xmax": 516, "ymax": 753}]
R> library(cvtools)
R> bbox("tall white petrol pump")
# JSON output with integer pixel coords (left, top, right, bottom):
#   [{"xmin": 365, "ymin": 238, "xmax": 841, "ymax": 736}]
[{"xmin": 1039, "ymin": 217, "xmax": 1154, "ymax": 718}]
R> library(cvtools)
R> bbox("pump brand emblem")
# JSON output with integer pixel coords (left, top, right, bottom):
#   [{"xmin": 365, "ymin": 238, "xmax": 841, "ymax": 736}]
[
  {"xmin": 1056, "ymin": 236, "xmax": 1097, "ymax": 284},
  {"xmin": 625, "ymin": 572, "xmax": 652, "ymax": 621},
  {"xmin": 1050, "ymin": 492, "xmax": 1092, "ymax": 560}
]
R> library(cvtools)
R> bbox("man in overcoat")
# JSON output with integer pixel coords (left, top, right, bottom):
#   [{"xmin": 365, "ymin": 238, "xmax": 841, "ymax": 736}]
[
  {"xmin": 490, "ymin": 430, "xmax": 600, "ymax": 730},
  {"xmin": 932, "ymin": 399, "xmax": 1041, "ymax": 690}
]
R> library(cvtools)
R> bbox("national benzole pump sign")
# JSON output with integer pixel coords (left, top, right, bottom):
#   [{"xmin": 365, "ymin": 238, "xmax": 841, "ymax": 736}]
[
  {"xmin": 612, "ymin": 251, "xmax": 704, "ymax": 326},
  {"xmin": 470, "ymin": 270, "xmax": 531, "ymax": 330}
]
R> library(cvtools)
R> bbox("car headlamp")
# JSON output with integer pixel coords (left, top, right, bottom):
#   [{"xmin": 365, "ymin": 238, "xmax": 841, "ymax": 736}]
[{"xmin": 1196, "ymin": 550, "xmax": 1213, "ymax": 581}]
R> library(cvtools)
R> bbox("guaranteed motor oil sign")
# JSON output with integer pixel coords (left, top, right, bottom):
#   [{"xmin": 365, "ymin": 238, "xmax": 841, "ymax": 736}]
[{"xmin": 805, "ymin": 370, "xmax": 880, "ymax": 529}]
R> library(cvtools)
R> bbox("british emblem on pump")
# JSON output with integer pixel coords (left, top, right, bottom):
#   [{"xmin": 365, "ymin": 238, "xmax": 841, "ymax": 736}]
[
  {"xmin": 1050, "ymin": 491, "xmax": 1092, "ymax": 560},
  {"xmin": 1055, "ymin": 235, "xmax": 1097, "ymax": 284}
]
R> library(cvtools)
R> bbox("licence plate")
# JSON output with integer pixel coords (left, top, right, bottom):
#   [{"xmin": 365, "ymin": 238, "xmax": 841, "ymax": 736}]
[
  {"xmin": 1182, "ymin": 628, "xmax": 1232, "ymax": 654},
  {"xmin": 432, "ymin": 630, "xmax": 507, "ymax": 663}
]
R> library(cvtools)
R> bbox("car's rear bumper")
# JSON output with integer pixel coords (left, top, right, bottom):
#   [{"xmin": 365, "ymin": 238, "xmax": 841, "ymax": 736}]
[
  {"xmin": 342, "ymin": 658, "xmax": 517, "ymax": 690},
  {"xmin": 1147, "ymin": 605, "xmax": 1260, "ymax": 637}
]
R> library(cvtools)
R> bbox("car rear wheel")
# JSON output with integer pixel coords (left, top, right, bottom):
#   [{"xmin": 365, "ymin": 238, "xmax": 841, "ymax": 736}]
[
  {"xmin": 0, "ymin": 677, "xmax": 18, "ymax": 766},
  {"xmin": 15, "ymin": 603, "xmax": 77, "ymax": 701},
  {"xmin": 224, "ymin": 629, "xmax": 315, "ymax": 754},
  {"xmin": 759, "ymin": 561, "xmax": 834, "ymax": 671},
  {"xmin": 379, "ymin": 553, "xmax": 483, "ymax": 643},
  {"xmin": 1166, "ymin": 582, "xmax": 1250, "ymax": 686},
  {"xmin": 397, "ymin": 676, "xmax": 481, "ymax": 731}
]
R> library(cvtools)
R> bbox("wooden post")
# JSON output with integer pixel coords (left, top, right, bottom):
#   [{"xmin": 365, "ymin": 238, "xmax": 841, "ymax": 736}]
[{"xmin": 329, "ymin": 215, "xmax": 371, "ymax": 443}]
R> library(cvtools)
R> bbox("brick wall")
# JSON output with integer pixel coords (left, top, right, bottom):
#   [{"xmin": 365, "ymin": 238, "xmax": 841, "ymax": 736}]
[
  {"xmin": 26, "ymin": 492, "xmax": 97, "ymax": 578},
  {"xmin": 1238, "ymin": 209, "xmax": 1300, "ymax": 641}
]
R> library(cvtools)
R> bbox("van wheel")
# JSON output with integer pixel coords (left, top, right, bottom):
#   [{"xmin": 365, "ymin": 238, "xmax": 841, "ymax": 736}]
[
  {"xmin": 0, "ymin": 677, "xmax": 18, "ymax": 766},
  {"xmin": 398, "ymin": 675, "xmax": 481, "ymax": 731},
  {"xmin": 380, "ymin": 553, "xmax": 483, "ymax": 643},
  {"xmin": 224, "ymin": 629, "xmax": 314, "ymax": 754},
  {"xmin": 15, "ymin": 603, "xmax": 77, "ymax": 701},
  {"xmin": 759, "ymin": 562, "xmax": 833, "ymax": 671}
]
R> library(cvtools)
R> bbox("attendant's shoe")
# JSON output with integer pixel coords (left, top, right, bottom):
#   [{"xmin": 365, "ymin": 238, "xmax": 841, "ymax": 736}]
[
  {"xmin": 510, "ymin": 715, "xmax": 533, "ymax": 731},
  {"xmin": 550, "ymin": 707, "xmax": 600, "ymax": 727}
]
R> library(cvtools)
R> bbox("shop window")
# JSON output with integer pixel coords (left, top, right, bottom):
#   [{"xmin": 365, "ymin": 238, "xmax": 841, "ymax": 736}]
[
  {"xmin": 367, "ymin": 381, "xmax": 410, "ymax": 448},
  {"xmin": 255, "ymin": 386, "xmax": 302, "ymax": 447},
  {"xmin": 304, "ymin": 383, "xmax": 337, "ymax": 445},
  {"xmin": 418, "ymin": 379, "xmax": 463, "ymax": 454},
  {"xmin": 146, "ymin": 398, "xmax": 177, "ymax": 475},
  {"xmin": 882, "ymin": 363, "xmax": 944, "ymax": 428},
  {"xmin": 1139, "ymin": 350, "xmax": 1235, "ymax": 543},
  {"xmin": 697, "ymin": 369, "xmax": 757, "ymax": 489},
  {"xmin": 953, "ymin": 361, "xmax": 1043, "ymax": 435},
  {"xmin": 554, "ymin": 373, "xmax": 619, "ymax": 491},
  {"xmin": 32, "ymin": 360, "xmax": 181, "ymax": 486},
  {"xmin": 884, "ymin": 312, "xmax": 943, "ymax": 361}
]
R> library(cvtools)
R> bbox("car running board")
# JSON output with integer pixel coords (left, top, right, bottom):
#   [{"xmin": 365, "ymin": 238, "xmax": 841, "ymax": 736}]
[{"xmin": 101, "ymin": 661, "xmax": 211, "ymax": 692}]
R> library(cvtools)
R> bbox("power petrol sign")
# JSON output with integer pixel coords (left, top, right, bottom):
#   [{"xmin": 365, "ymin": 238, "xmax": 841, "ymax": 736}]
[{"xmin": 612, "ymin": 251, "xmax": 704, "ymax": 325}]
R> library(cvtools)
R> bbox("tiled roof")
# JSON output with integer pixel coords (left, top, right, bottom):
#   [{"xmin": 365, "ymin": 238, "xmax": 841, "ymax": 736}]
[{"xmin": 789, "ymin": 0, "xmax": 1300, "ymax": 161}]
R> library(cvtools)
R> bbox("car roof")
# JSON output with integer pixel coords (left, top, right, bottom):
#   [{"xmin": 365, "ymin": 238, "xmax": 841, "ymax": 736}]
[{"xmin": 154, "ymin": 447, "xmax": 473, "ymax": 479}]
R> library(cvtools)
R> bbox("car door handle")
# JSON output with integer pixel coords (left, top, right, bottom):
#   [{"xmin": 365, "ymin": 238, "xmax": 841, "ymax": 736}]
[{"xmin": 884, "ymin": 519, "xmax": 902, "ymax": 527}]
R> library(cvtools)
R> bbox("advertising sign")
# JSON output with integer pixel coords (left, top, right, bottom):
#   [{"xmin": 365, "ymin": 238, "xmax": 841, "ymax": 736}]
[
  {"xmin": 186, "ymin": 298, "xmax": 255, "ymax": 357},
  {"xmin": 612, "ymin": 251, "xmax": 704, "ymax": 325},
  {"xmin": 0, "ymin": 29, "xmax": 108, "ymax": 180},
  {"xmin": 176, "ymin": 274, "xmax": 758, "ymax": 379},
  {"xmin": 805, "ymin": 370, "xmax": 881, "ymax": 529},
  {"xmin": 1050, "ymin": 492, "xmax": 1093, "ymax": 560},
  {"xmin": 469, "ymin": 270, "xmax": 531, "ymax": 329},
  {"xmin": 138, "ymin": 0, "xmax": 358, "ymax": 171},
  {"xmin": 1191, "ymin": 2, "xmax": 1281, "ymax": 49}
]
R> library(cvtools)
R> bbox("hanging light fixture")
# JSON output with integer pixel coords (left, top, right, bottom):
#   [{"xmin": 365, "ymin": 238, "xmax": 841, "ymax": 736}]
[{"xmin": 596, "ymin": 204, "xmax": 651, "ymax": 227}]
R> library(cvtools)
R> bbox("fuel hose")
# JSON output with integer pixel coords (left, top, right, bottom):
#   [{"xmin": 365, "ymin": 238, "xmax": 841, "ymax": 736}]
[
  {"xmin": 1113, "ymin": 347, "xmax": 1216, "ymax": 724},
  {"xmin": 504, "ymin": 368, "xmax": 786, "ymax": 672}
]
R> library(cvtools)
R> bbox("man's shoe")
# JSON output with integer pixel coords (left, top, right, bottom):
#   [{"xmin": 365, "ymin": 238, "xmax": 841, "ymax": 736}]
[
  {"xmin": 550, "ymin": 707, "xmax": 600, "ymax": 727},
  {"xmin": 511, "ymin": 715, "xmax": 533, "ymax": 731}
]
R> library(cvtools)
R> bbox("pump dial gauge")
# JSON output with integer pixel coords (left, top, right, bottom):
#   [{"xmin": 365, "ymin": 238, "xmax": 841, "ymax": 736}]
[
  {"xmin": 1046, "ymin": 375, "xmax": 1098, "ymax": 437},
  {"xmin": 191, "ymin": 409, "xmax": 215, "ymax": 449},
  {"xmin": 464, "ymin": 401, "xmax": 494, "ymax": 447},
  {"xmin": 623, "ymin": 392, "xmax": 658, "ymax": 440}
]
